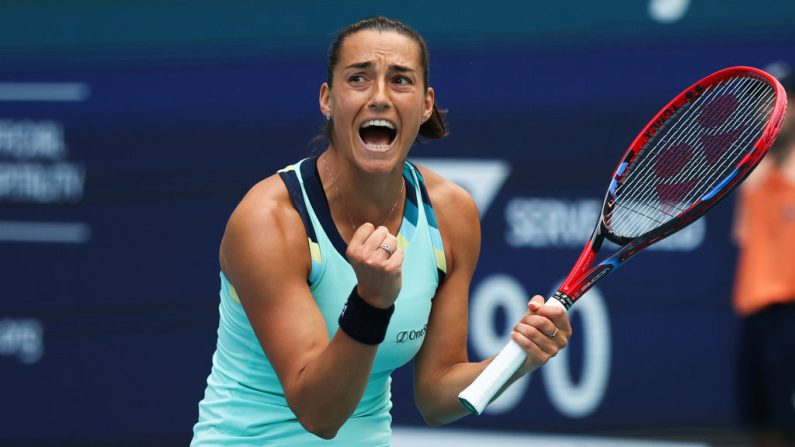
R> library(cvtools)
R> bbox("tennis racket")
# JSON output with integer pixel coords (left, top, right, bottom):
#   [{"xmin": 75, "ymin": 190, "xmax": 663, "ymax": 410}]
[{"xmin": 458, "ymin": 66, "xmax": 788, "ymax": 415}]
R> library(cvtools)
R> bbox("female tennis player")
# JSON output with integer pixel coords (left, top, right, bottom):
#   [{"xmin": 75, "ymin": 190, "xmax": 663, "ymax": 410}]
[{"xmin": 191, "ymin": 16, "xmax": 571, "ymax": 446}]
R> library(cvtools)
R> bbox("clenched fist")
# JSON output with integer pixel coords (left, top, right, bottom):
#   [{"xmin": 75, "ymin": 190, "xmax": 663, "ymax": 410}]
[{"xmin": 346, "ymin": 223, "xmax": 404, "ymax": 309}]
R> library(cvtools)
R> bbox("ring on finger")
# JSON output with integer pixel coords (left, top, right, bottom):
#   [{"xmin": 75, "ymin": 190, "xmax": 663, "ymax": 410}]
[
  {"xmin": 378, "ymin": 244, "xmax": 394, "ymax": 255},
  {"xmin": 548, "ymin": 327, "xmax": 558, "ymax": 338}
]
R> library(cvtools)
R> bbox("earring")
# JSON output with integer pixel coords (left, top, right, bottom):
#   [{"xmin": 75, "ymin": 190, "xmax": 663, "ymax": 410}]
[{"xmin": 325, "ymin": 114, "xmax": 331, "ymax": 121}]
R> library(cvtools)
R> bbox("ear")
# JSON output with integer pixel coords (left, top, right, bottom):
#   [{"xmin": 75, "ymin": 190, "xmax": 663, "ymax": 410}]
[
  {"xmin": 319, "ymin": 82, "xmax": 332, "ymax": 117},
  {"xmin": 422, "ymin": 87, "xmax": 435, "ymax": 122}
]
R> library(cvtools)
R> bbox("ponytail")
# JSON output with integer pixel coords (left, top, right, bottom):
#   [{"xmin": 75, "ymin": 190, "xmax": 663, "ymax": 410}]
[{"xmin": 419, "ymin": 103, "xmax": 448, "ymax": 140}]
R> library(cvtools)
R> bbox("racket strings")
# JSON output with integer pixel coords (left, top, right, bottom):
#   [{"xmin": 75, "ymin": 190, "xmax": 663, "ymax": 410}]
[
  {"xmin": 614, "ymin": 78, "xmax": 774, "ymax": 236},
  {"xmin": 654, "ymin": 81, "xmax": 773, "ymax": 207},
  {"xmin": 614, "ymin": 81, "xmax": 744, "ymax": 220},
  {"xmin": 614, "ymin": 82, "xmax": 773, "ymax": 236},
  {"xmin": 611, "ymin": 200, "xmax": 668, "ymax": 225},
  {"xmin": 608, "ymin": 76, "xmax": 776, "ymax": 238},
  {"xmin": 646, "ymin": 79, "xmax": 772, "ymax": 206},
  {"xmin": 620, "ymin": 84, "xmax": 770, "ymax": 219}
]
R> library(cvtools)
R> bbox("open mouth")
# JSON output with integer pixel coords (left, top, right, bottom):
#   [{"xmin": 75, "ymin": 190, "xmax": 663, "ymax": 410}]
[{"xmin": 359, "ymin": 119, "xmax": 397, "ymax": 150}]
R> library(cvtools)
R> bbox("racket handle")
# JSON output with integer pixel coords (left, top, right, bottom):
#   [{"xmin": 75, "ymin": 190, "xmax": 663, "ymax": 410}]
[
  {"xmin": 457, "ymin": 339, "xmax": 525, "ymax": 415},
  {"xmin": 458, "ymin": 296, "xmax": 569, "ymax": 415}
]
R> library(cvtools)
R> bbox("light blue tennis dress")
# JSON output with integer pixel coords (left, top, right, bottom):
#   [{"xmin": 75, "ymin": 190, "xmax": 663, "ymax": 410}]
[{"xmin": 191, "ymin": 157, "xmax": 447, "ymax": 446}]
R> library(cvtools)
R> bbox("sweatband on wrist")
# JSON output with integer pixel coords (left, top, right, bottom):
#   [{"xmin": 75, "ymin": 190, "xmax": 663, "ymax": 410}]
[{"xmin": 338, "ymin": 287, "xmax": 395, "ymax": 345}]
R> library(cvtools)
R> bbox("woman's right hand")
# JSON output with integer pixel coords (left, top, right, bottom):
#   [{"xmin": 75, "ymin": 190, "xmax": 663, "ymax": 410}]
[{"xmin": 346, "ymin": 223, "xmax": 404, "ymax": 309}]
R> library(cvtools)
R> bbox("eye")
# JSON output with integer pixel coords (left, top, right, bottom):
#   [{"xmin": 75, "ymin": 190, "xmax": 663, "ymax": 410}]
[
  {"xmin": 393, "ymin": 75, "xmax": 413, "ymax": 86},
  {"xmin": 348, "ymin": 74, "xmax": 367, "ymax": 84}
]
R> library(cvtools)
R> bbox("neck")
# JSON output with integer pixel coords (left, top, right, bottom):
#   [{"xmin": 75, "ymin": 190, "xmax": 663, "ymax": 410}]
[{"xmin": 320, "ymin": 151, "xmax": 406, "ymax": 233}]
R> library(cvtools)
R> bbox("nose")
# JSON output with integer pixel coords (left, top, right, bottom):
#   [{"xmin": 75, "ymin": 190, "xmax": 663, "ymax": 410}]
[{"xmin": 368, "ymin": 79, "xmax": 391, "ymax": 112}]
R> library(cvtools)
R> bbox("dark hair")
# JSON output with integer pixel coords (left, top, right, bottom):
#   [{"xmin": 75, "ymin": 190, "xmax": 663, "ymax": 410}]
[{"xmin": 321, "ymin": 16, "xmax": 448, "ymax": 142}]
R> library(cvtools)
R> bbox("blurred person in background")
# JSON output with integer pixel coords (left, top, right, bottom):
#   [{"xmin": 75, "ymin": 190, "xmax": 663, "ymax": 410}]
[{"xmin": 732, "ymin": 65, "xmax": 795, "ymax": 447}]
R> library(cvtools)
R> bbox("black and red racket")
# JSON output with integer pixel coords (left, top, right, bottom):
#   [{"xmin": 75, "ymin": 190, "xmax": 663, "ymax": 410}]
[{"xmin": 459, "ymin": 66, "xmax": 788, "ymax": 415}]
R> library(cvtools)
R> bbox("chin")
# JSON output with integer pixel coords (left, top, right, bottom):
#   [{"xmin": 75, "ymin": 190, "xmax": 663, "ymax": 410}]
[{"xmin": 353, "ymin": 142, "xmax": 406, "ymax": 174}]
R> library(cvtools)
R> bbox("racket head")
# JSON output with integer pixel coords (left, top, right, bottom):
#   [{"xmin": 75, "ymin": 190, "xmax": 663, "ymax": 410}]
[
  {"xmin": 601, "ymin": 66, "xmax": 788, "ymax": 247},
  {"xmin": 555, "ymin": 66, "xmax": 787, "ymax": 307}
]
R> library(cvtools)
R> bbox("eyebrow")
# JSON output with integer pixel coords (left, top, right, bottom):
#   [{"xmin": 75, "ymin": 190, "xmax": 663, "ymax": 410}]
[{"xmin": 344, "ymin": 61, "xmax": 416, "ymax": 74}]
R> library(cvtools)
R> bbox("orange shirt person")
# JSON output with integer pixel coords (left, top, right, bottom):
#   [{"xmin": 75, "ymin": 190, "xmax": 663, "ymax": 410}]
[
  {"xmin": 732, "ymin": 70, "xmax": 795, "ymax": 447},
  {"xmin": 733, "ymin": 162, "xmax": 795, "ymax": 315}
]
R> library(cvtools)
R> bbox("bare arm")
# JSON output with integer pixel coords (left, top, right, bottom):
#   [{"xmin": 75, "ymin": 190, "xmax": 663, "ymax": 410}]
[
  {"xmin": 220, "ymin": 176, "xmax": 397, "ymax": 439},
  {"xmin": 412, "ymin": 168, "xmax": 572, "ymax": 425}
]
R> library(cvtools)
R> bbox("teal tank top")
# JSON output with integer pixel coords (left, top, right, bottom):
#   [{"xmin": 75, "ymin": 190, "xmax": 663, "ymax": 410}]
[{"xmin": 191, "ymin": 157, "xmax": 446, "ymax": 446}]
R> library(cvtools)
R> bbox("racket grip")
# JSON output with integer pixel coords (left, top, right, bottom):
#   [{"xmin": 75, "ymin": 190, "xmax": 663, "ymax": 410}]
[
  {"xmin": 458, "ymin": 296, "xmax": 569, "ymax": 415},
  {"xmin": 458, "ymin": 339, "xmax": 525, "ymax": 415}
]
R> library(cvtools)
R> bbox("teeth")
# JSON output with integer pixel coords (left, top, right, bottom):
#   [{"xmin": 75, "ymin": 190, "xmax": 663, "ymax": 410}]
[{"xmin": 361, "ymin": 119, "xmax": 395, "ymax": 129}]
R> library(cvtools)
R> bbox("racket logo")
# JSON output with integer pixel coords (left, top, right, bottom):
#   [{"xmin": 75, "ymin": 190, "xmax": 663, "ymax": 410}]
[
  {"xmin": 699, "ymin": 125, "xmax": 747, "ymax": 165},
  {"xmin": 654, "ymin": 144, "xmax": 693, "ymax": 178},
  {"xmin": 580, "ymin": 267, "xmax": 611, "ymax": 296},
  {"xmin": 698, "ymin": 93, "xmax": 738, "ymax": 128},
  {"xmin": 643, "ymin": 104, "xmax": 680, "ymax": 139},
  {"xmin": 644, "ymin": 84, "xmax": 706, "ymax": 138},
  {"xmin": 652, "ymin": 91, "xmax": 746, "ymax": 208}
]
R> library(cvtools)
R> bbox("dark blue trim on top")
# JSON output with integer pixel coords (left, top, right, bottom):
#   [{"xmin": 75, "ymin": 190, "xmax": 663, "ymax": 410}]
[
  {"xmin": 407, "ymin": 161, "xmax": 447, "ymax": 284},
  {"xmin": 300, "ymin": 156, "xmax": 415, "ymax": 260},
  {"xmin": 299, "ymin": 156, "xmax": 349, "ymax": 259},
  {"xmin": 278, "ymin": 165, "xmax": 318, "ymax": 245}
]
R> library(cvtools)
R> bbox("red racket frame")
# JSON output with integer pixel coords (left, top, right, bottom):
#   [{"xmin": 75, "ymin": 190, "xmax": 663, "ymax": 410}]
[{"xmin": 552, "ymin": 66, "xmax": 788, "ymax": 309}]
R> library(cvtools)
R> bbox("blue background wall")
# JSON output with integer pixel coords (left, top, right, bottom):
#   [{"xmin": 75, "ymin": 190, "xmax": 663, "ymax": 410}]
[{"xmin": 1, "ymin": 1, "xmax": 794, "ymax": 443}]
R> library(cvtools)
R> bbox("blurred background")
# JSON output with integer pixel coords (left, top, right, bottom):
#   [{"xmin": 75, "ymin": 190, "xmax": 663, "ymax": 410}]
[{"xmin": 1, "ymin": 1, "xmax": 794, "ymax": 445}]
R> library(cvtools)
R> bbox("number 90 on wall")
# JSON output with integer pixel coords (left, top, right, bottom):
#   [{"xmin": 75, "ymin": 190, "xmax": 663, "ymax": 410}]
[{"xmin": 469, "ymin": 274, "xmax": 611, "ymax": 417}]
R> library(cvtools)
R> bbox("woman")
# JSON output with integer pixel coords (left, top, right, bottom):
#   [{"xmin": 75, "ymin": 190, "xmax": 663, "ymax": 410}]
[{"xmin": 192, "ymin": 16, "xmax": 571, "ymax": 446}]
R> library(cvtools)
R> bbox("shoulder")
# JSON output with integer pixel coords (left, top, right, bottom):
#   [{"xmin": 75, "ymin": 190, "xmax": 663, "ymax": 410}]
[
  {"xmin": 226, "ymin": 173, "xmax": 301, "ymax": 240},
  {"xmin": 413, "ymin": 163, "xmax": 481, "ymax": 273},
  {"xmin": 220, "ymin": 172, "xmax": 309, "ymax": 277},
  {"xmin": 414, "ymin": 163, "xmax": 479, "ymax": 220}
]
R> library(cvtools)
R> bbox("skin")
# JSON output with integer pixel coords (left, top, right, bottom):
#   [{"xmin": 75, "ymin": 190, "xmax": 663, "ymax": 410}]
[{"xmin": 219, "ymin": 29, "xmax": 572, "ymax": 439}]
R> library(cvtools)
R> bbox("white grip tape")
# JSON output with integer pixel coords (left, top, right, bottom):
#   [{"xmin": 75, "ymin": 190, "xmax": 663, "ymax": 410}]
[
  {"xmin": 458, "ymin": 339, "xmax": 525, "ymax": 415},
  {"xmin": 458, "ymin": 296, "xmax": 568, "ymax": 415}
]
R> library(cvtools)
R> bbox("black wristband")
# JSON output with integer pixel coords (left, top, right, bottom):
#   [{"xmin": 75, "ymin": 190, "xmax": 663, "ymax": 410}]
[{"xmin": 338, "ymin": 287, "xmax": 395, "ymax": 345}]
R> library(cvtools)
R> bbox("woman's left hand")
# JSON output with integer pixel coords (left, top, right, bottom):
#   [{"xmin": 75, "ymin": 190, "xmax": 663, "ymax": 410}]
[{"xmin": 511, "ymin": 295, "xmax": 572, "ymax": 374}]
